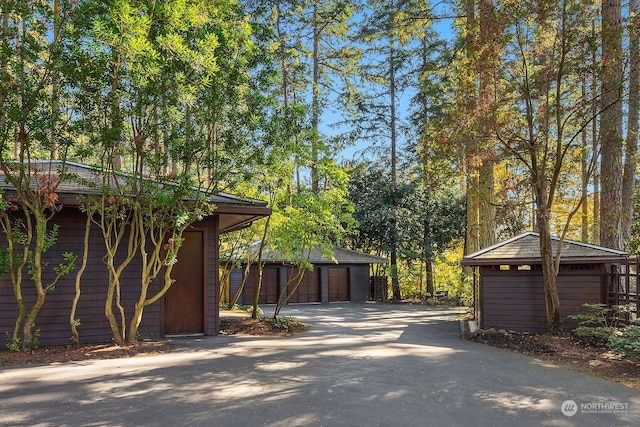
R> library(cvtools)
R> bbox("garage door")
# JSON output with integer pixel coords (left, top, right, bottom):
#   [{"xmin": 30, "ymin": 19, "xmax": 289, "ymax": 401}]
[
  {"xmin": 287, "ymin": 268, "xmax": 321, "ymax": 303},
  {"xmin": 242, "ymin": 266, "xmax": 279, "ymax": 305},
  {"xmin": 328, "ymin": 267, "xmax": 350, "ymax": 302},
  {"xmin": 164, "ymin": 231, "xmax": 204, "ymax": 334}
]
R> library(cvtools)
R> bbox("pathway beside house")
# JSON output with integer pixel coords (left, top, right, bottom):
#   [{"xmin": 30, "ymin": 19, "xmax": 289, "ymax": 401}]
[{"xmin": 0, "ymin": 304, "xmax": 638, "ymax": 426}]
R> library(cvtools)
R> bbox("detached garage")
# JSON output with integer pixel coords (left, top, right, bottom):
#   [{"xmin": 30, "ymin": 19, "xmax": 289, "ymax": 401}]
[
  {"xmin": 229, "ymin": 246, "xmax": 387, "ymax": 305},
  {"xmin": 461, "ymin": 232, "xmax": 631, "ymax": 333},
  {"xmin": 0, "ymin": 161, "xmax": 271, "ymax": 346}
]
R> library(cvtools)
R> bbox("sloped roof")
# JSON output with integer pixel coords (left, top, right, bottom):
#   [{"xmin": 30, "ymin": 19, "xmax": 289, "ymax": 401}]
[
  {"xmin": 240, "ymin": 243, "xmax": 388, "ymax": 265},
  {"xmin": 0, "ymin": 160, "xmax": 270, "ymax": 233},
  {"xmin": 461, "ymin": 232, "xmax": 629, "ymax": 266}
]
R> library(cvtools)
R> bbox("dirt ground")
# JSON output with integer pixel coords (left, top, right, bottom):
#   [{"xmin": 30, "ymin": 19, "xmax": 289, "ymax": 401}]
[
  {"xmin": 469, "ymin": 330, "xmax": 640, "ymax": 390},
  {"xmin": 218, "ymin": 315, "xmax": 309, "ymax": 336},
  {"xmin": 0, "ymin": 340, "xmax": 175, "ymax": 367}
]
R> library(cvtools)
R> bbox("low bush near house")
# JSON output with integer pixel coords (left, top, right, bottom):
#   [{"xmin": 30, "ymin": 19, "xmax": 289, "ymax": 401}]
[
  {"xmin": 609, "ymin": 324, "xmax": 640, "ymax": 359},
  {"xmin": 569, "ymin": 303, "xmax": 631, "ymax": 346}
]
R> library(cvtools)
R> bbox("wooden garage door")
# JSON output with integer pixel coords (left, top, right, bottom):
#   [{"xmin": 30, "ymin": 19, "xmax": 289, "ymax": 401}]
[
  {"xmin": 243, "ymin": 266, "xmax": 279, "ymax": 305},
  {"xmin": 287, "ymin": 268, "xmax": 321, "ymax": 303},
  {"xmin": 328, "ymin": 267, "xmax": 350, "ymax": 302},
  {"xmin": 164, "ymin": 231, "xmax": 204, "ymax": 334}
]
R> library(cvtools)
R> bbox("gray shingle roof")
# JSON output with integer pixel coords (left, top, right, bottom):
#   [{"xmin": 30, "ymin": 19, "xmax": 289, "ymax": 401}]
[
  {"xmin": 461, "ymin": 232, "xmax": 629, "ymax": 266},
  {"xmin": 0, "ymin": 160, "xmax": 270, "ymax": 233},
  {"xmin": 0, "ymin": 160, "xmax": 268, "ymax": 208},
  {"xmin": 242, "ymin": 242, "xmax": 387, "ymax": 265}
]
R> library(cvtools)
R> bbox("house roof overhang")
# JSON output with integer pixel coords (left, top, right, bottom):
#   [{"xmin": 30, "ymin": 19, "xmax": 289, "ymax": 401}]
[
  {"xmin": 1, "ymin": 160, "xmax": 271, "ymax": 233},
  {"xmin": 215, "ymin": 204, "xmax": 271, "ymax": 234},
  {"xmin": 229, "ymin": 243, "xmax": 388, "ymax": 265},
  {"xmin": 460, "ymin": 232, "xmax": 629, "ymax": 266}
]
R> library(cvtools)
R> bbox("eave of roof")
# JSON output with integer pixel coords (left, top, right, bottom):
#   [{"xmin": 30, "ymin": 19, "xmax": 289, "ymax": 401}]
[
  {"xmin": 461, "ymin": 231, "xmax": 629, "ymax": 266},
  {"xmin": 236, "ymin": 243, "xmax": 388, "ymax": 265},
  {"xmin": 1, "ymin": 160, "xmax": 271, "ymax": 232}
]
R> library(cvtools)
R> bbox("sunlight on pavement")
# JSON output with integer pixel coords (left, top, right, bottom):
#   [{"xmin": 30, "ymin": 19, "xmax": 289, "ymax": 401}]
[{"xmin": 474, "ymin": 390, "xmax": 557, "ymax": 416}]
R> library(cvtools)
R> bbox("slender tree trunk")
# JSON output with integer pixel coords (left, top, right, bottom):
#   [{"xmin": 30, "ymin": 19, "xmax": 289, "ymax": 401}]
[
  {"xmin": 70, "ymin": 208, "xmax": 92, "ymax": 347},
  {"xmin": 310, "ymin": 2, "xmax": 320, "ymax": 193},
  {"xmin": 50, "ymin": 0, "xmax": 60, "ymax": 160},
  {"xmin": 580, "ymin": 67, "xmax": 590, "ymax": 242},
  {"xmin": 537, "ymin": 207, "xmax": 562, "ymax": 333},
  {"xmin": 252, "ymin": 216, "xmax": 270, "ymax": 319},
  {"xmin": 389, "ymin": 21, "xmax": 401, "ymax": 301}
]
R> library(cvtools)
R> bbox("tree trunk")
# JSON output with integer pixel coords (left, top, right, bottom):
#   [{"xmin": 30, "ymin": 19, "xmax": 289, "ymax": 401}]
[
  {"xmin": 274, "ymin": 267, "xmax": 305, "ymax": 319},
  {"xmin": 50, "ymin": 0, "xmax": 61, "ymax": 160},
  {"xmin": 479, "ymin": 159, "xmax": 496, "ymax": 247},
  {"xmin": 425, "ymin": 259, "xmax": 434, "ymax": 297},
  {"xmin": 464, "ymin": 0, "xmax": 480, "ymax": 260},
  {"xmin": 70, "ymin": 208, "xmax": 92, "ymax": 347},
  {"xmin": 599, "ymin": 0, "xmax": 624, "ymax": 250},
  {"xmin": 591, "ymin": 22, "xmax": 600, "ymax": 244},
  {"xmin": 538, "ymin": 214, "xmax": 562, "ymax": 334},
  {"xmin": 252, "ymin": 216, "xmax": 270, "ymax": 319},
  {"xmin": 477, "ymin": 0, "xmax": 497, "ymax": 248},
  {"xmin": 533, "ymin": 171, "xmax": 562, "ymax": 333},
  {"xmin": 310, "ymin": 2, "xmax": 320, "ymax": 193},
  {"xmin": 621, "ymin": 0, "xmax": 639, "ymax": 247},
  {"xmin": 389, "ymin": 30, "xmax": 401, "ymax": 301},
  {"xmin": 581, "ymin": 71, "xmax": 589, "ymax": 242}
]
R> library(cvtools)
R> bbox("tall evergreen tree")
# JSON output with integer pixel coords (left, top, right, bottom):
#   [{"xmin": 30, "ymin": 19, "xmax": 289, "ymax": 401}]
[{"xmin": 599, "ymin": 0, "xmax": 624, "ymax": 249}]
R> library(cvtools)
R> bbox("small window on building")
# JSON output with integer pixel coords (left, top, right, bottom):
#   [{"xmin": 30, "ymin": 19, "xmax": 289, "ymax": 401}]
[
  {"xmin": 499, "ymin": 265, "xmax": 510, "ymax": 271},
  {"xmin": 517, "ymin": 265, "xmax": 531, "ymax": 271},
  {"xmin": 570, "ymin": 264, "xmax": 596, "ymax": 271}
]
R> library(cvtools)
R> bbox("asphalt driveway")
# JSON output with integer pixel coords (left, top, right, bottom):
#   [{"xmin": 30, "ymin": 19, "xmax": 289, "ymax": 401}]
[{"xmin": 0, "ymin": 303, "xmax": 638, "ymax": 426}]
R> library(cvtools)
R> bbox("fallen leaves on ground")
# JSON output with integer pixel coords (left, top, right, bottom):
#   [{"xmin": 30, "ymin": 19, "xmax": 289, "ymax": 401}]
[{"xmin": 0, "ymin": 341, "xmax": 174, "ymax": 367}]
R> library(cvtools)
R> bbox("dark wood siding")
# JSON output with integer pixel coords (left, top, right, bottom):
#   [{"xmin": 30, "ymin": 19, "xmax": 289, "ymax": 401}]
[
  {"xmin": 0, "ymin": 209, "xmax": 220, "ymax": 346},
  {"xmin": 480, "ymin": 267, "xmax": 604, "ymax": 333},
  {"xmin": 0, "ymin": 210, "xmax": 159, "ymax": 346}
]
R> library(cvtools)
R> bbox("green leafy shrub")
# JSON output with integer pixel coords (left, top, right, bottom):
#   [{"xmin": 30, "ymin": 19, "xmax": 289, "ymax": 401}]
[
  {"xmin": 609, "ymin": 324, "xmax": 640, "ymax": 359},
  {"xmin": 4, "ymin": 329, "xmax": 39, "ymax": 352},
  {"xmin": 426, "ymin": 298, "xmax": 440, "ymax": 306},
  {"xmin": 273, "ymin": 316, "xmax": 297, "ymax": 331},
  {"xmin": 569, "ymin": 303, "xmax": 629, "ymax": 346}
]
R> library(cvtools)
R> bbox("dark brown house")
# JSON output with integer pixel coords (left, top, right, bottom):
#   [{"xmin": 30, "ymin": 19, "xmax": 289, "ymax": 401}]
[
  {"xmin": 229, "ymin": 246, "xmax": 387, "ymax": 305},
  {"xmin": 461, "ymin": 232, "xmax": 630, "ymax": 333},
  {"xmin": 0, "ymin": 161, "xmax": 270, "ymax": 346}
]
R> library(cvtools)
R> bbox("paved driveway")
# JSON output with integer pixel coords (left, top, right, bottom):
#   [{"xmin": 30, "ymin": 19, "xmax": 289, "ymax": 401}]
[{"xmin": 0, "ymin": 304, "xmax": 638, "ymax": 426}]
